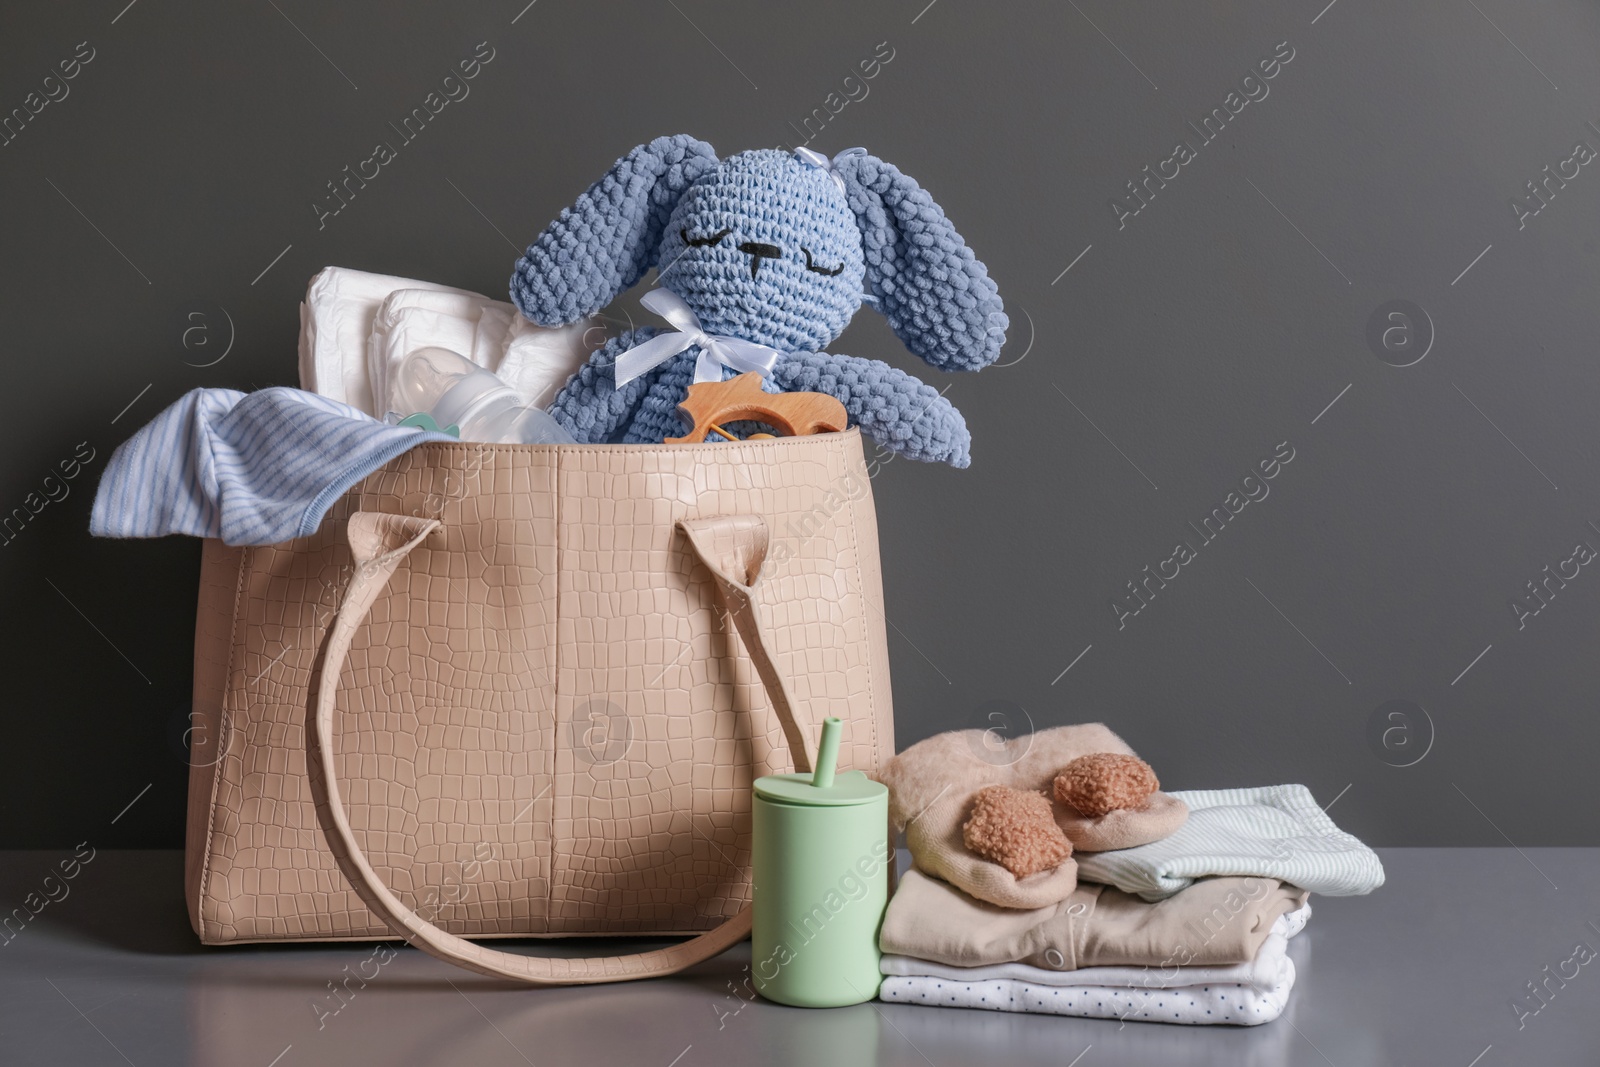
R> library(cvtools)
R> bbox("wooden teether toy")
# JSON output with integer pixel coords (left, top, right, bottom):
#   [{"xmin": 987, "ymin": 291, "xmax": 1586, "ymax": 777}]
[{"xmin": 665, "ymin": 372, "xmax": 848, "ymax": 444}]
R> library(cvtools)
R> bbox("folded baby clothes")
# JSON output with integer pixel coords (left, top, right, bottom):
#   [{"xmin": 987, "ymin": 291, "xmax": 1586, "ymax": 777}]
[
  {"xmin": 883, "ymin": 902, "xmax": 1312, "ymax": 985},
  {"xmin": 881, "ymin": 725, "xmax": 1188, "ymax": 911},
  {"xmin": 879, "ymin": 905, "xmax": 1309, "ymax": 1027},
  {"xmin": 880, "ymin": 867, "xmax": 1306, "ymax": 971},
  {"xmin": 90, "ymin": 387, "xmax": 450, "ymax": 546},
  {"xmin": 299, "ymin": 266, "xmax": 489, "ymax": 416},
  {"xmin": 1075, "ymin": 784, "xmax": 1385, "ymax": 901}
]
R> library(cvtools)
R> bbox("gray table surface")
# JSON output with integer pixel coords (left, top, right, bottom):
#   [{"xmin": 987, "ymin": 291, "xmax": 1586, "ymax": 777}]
[{"xmin": 1, "ymin": 848, "xmax": 1596, "ymax": 1066}]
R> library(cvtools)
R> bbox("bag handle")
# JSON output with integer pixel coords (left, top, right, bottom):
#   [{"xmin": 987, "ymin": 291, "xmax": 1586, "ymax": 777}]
[{"xmin": 305, "ymin": 511, "xmax": 811, "ymax": 985}]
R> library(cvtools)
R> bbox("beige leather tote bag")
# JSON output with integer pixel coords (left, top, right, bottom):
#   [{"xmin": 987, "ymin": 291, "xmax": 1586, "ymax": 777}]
[{"xmin": 184, "ymin": 431, "xmax": 894, "ymax": 983}]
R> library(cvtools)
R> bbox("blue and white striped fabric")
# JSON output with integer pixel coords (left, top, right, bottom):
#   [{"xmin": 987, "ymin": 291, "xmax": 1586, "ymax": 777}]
[
  {"xmin": 91, "ymin": 387, "xmax": 451, "ymax": 546},
  {"xmin": 1075, "ymin": 784, "xmax": 1385, "ymax": 901}
]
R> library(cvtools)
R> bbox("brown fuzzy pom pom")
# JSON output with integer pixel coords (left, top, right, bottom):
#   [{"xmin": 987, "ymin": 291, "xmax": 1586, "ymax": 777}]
[
  {"xmin": 961, "ymin": 785, "xmax": 1074, "ymax": 879},
  {"xmin": 1054, "ymin": 753, "xmax": 1160, "ymax": 817}
]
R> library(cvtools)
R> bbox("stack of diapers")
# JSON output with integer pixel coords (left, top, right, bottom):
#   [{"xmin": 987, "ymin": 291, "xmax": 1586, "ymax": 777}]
[
  {"xmin": 877, "ymin": 725, "xmax": 1384, "ymax": 1026},
  {"xmin": 366, "ymin": 285, "xmax": 499, "ymax": 417},
  {"xmin": 493, "ymin": 309, "xmax": 601, "ymax": 410},
  {"xmin": 297, "ymin": 266, "xmax": 594, "ymax": 419}
]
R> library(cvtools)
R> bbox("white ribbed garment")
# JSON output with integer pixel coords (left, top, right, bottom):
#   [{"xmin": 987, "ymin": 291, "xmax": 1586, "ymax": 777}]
[{"xmin": 1075, "ymin": 784, "xmax": 1384, "ymax": 901}]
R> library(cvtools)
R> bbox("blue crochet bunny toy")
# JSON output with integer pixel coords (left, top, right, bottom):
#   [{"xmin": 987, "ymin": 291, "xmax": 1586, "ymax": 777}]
[{"xmin": 510, "ymin": 135, "xmax": 1007, "ymax": 466}]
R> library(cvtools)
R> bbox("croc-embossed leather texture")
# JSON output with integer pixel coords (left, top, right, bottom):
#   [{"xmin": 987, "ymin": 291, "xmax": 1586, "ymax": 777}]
[{"xmin": 184, "ymin": 432, "xmax": 893, "ymax": 982}]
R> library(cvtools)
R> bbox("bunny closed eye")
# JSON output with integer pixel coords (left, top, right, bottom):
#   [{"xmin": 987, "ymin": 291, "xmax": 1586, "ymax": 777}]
[
  {"xmin": 802, "ymin": 247, "xmax": 844, "ymax": 276},
  {"xmin": 683, "ymin": 227, "xmax": 842, "ymax": 277},
  {"xmin": 681, "ymin": 227, "xmax": 731, "ymax": 248}
]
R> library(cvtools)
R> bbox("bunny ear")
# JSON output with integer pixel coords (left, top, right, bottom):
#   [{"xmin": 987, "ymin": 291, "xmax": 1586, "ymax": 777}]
[
  {"xmin": 832, "ymin": 152, "xmax": 1007, "ymax": 371},
  {"xmin": 510, "ymin": 135, "xmax": 719, "ymax": 327}
]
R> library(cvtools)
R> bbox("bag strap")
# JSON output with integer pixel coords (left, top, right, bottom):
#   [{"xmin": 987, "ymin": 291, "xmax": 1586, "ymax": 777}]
[
  {"xmin": 678, "ymin": 515, "xmax": 812, "ymax": 779},
  {"xmin": 305, "ymin": 510, "xmax": 811, "ymax": 985}
]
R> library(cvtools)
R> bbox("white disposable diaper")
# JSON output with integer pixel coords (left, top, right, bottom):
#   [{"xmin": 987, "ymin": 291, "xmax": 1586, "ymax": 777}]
[
  {"xmin": 298, "ymin": 267, "xmax": 487, "ymax": 416},
  {"xmin": 298, "ymin": 265, "xmax": 595, "ymax": 418},
  {"xmin": 367, "ymin": 288, "xmax": 500, "ymax": 419}
]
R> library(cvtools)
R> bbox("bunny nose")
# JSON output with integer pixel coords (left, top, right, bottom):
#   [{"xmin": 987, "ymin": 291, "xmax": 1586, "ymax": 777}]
[{"xmin": 738, "ymin": 241, "xmax": 782, "ymax": 278}]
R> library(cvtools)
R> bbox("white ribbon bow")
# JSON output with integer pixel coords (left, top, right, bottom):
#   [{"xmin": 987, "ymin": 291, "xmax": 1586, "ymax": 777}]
[
  {"xmin": 613, "ymin": 288, "xmax": 783, "ymax": 389},
  {"xmin": 793, "ymin": 146, "xmax": 867, "ymax": 194}
]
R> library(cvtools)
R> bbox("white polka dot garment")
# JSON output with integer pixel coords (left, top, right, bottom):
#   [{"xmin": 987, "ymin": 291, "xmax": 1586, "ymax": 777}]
[{"xmin": 879, "ymin": 904, "xmax": 1308, "ymax": 1027}]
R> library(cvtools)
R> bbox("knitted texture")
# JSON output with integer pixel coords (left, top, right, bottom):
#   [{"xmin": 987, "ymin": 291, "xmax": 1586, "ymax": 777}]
[
  {"xmin": 512, "ymin": 136, "xmax": 719, "ymax": 327},
  {"xmin": 962, "ymin": 786, "xmax": 1073, "ymax": 880},
  {"xmin": 512, "ymin": 137, "xmax": 1007, "ymax": 466},
  {"xmin": 832, "ymin": 151, "xmax": 1008, "ymax": 371},
  {"xmin": 1055, "ymin": 753, "xmax": 1161, "ymax": 817},
  {"xmin": 547, "ymin": 338, "xmax": 973, "ymax": 464}
]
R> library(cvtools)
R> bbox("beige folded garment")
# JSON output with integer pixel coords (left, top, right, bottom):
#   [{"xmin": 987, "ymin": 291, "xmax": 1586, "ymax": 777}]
[{"xmin": 880, "ymin": 868, "xmax": 1306, "ymax": 971}]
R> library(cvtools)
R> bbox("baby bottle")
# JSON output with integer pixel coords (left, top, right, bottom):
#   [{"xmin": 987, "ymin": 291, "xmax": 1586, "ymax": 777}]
[
  {"xmin": 391, "ymin": 346, "xmax": 572, "ymax": 445},
  {"xmin": 751, "ymin": 717, "xmax": 890, "ymax": 1007}
]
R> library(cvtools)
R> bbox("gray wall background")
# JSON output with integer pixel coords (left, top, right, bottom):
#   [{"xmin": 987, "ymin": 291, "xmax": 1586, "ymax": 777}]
[{"xmin": 5, "ymin": 0, "xmax": 1599, "ymax": 848}]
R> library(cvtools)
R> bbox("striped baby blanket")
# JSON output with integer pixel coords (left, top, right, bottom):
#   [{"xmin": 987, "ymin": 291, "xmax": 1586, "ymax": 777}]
[{"xmin": 91, "ymin": 387, "xmax": 450, "ymax": 546}]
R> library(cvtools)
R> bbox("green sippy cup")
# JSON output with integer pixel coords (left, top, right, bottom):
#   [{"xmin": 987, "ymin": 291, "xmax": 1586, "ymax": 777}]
[{"xmin": 751, "ymin": 716, "xmax": 890, "ymax": 1007}]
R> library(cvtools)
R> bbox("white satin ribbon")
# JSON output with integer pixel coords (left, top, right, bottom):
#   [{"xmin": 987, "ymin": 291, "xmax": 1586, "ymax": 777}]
[
  {"xmin": 613, "ymin": 289, "xmax": 782, "ymax": 389},
  {"xmin": 794, "ymin": 146, "xmax": 866, "ymax": 193}
]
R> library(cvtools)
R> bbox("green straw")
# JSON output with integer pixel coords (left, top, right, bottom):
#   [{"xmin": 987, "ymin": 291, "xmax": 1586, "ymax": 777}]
[{"xmin": 811, "ymin": 717, "xmax": 842, "ymax": 788}]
